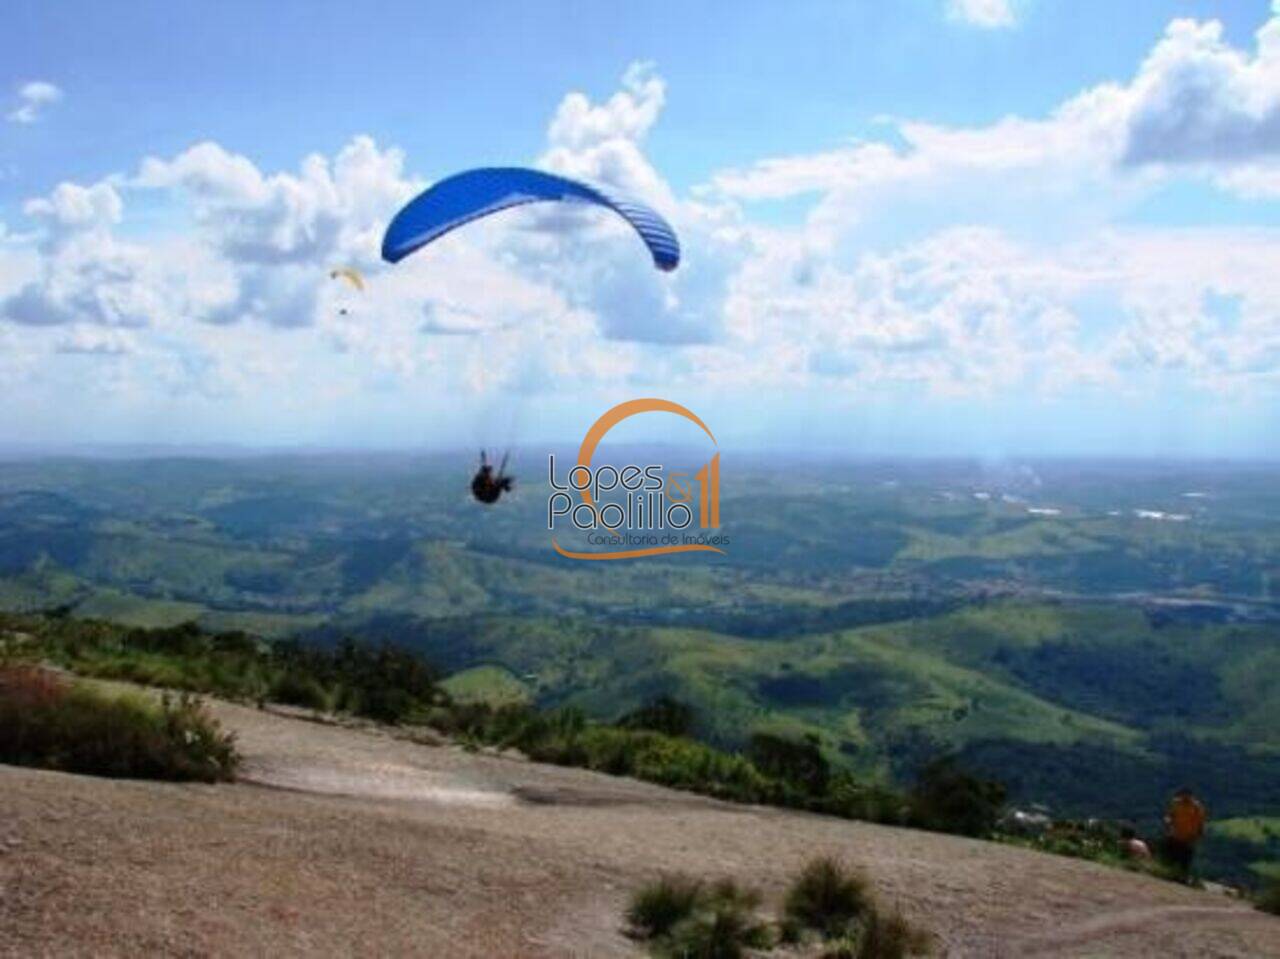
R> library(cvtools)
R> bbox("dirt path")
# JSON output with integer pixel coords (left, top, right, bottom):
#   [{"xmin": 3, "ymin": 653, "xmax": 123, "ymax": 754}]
[{"xmin": 3, "ymin": 697, "xmax": 1277, "ymax": 957}]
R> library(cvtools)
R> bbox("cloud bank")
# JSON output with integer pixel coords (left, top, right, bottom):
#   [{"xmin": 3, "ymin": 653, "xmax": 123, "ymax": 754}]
[{"xmin": 3, "ymin": 11, "xmax": 1280, "ymax": 449}]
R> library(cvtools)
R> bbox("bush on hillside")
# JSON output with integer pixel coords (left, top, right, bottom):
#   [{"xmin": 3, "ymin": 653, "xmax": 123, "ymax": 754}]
[
  {"xmin": 626, "ymin": 874, "xmax": 705, "ymax": 940},
  {"xmin": 626, "ymin": 863, "xmax": 931, "ymax": 959},
  {"xmin": 617, "ymin": 695, "xmax": 696, "ymax": 738},
  {"xmin": 748, "ymin": 731, "xmax": 830, "ymax": 796},
  {"xmin": 845, "ymin": 907, "xmax": 935, "ymax": 959},
  {"xmin": 0, "ymin": 665, "xmax": 239, "ymax": 782},
  {"xmin": 661, "ymin": 879, "xmax": 772, "ymax": 959},
  {"xmin": 270, "ymin": 670, "xmax": 332, "ymax": 712},
  {"xmin": 784, "ymin": 857, "xmax": 873, "ymax": 939},
  {"xmin": 627, "ymin": 876, "xmax": 771, "ymax": 959},
  {"xmin": 820, "ymin": 773, "xmax": 909, "ymax": 825},
  {"xmin": 908, "ymin": 756, "xmax": 1005, "ymax": 838},
  {"xmin": 1258, "ymin": 877, "xmax": 1280, "ymax": 916},
  {"xmin": 275, "ymin": 637, "xmax": 443, "ymax": 724}
]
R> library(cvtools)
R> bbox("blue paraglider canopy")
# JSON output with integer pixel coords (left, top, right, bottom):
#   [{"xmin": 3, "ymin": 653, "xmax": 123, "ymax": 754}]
[{"xmin": 381, "ymin": 167, "xmax": 680, "ymax": 272}]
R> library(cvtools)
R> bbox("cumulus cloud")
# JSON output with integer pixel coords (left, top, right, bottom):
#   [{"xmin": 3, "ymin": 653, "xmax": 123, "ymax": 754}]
[
  {"xmin": 2, "ymin": 177, "xmax": 233, "ymax": 330},
  {"xmin": 7, "ymin": 81, "xmax": 62, "ymax": 124},
  {"xmin": 946, "ymin": 0, "xmax": 1017, "ymax": 29},
  {"xmin": 136, "ymin": 136, "xmax": 414, "ymax": 267},
  {"xmin": 24, "ymin": 181, "xmax": 123, "ymax": 235},
  {"xmin": 1122, "ymin": 18, "xmax": 1280, "ymax": 165},
  {"xmin": 4, "ymin": 180, "xmax": 154, "ymax": 328}
]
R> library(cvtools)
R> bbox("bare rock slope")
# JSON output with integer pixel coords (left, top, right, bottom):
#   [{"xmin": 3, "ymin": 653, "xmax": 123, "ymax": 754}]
[{"xmin": 3, "ymin": 698, "xmax": 1278, "ymax": 957}]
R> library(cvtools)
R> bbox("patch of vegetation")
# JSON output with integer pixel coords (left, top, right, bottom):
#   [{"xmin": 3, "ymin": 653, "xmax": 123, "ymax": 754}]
[
  {"xmin": 628, "ymin": 860, "xmax": 932, "ymax": 959},
  {"xmin": 661, "ymin": 881, "xmax": 772, "ymax": 959},
  {"xmin": 1258, "ymin": 878, "xmax": 1280, "ymax": 917},
  {"xmin": 617, "ymin": 695, "xmax": 696, "ymax": 737},
  {"xmin": 783, "ymin": 857, "xmax": 873, "ymax": 939},
  {"xmin": 439, "ymin": 703, "xmax": 781, "ymax": 804},
  {"xmin": 626, "ymin": 875, "xmax": 707, "ymax": 941},
  {"xmin": 1, "ymin": 613, "xmax": 444, "ymax": 725},
  {"xmin": 627, "ymin": 877, "xmax": 771, "ymax": 958},
  {"xmin": 0, "ymin": 664, "xmax": 238, "ymax": 782},
  {"xmin": 749, "ymin": 731, "xmax": 831, "ymax": 797},
  {"xmin": 844, "ymin": 908, "xmax": 936, "ymax": 959},
  {"xmin": 908, "ymin": 756, "xmax": 1006, "ymax": 837},
  {"xmin": 272, "ymin": 637, "xmax": 444, "ymax": 724}
]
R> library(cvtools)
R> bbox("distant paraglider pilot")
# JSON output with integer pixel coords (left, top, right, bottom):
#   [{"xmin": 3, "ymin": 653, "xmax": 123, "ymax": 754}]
[{"xmin": 471, "ymin": 451, "xmax": 513, "ymax": 505}]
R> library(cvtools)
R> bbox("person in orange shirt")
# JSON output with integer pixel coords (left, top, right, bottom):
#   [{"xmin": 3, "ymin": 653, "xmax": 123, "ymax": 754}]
[{"xmin": 1163, "ymin": 787, "xmax": 1207, "ymax": 883}]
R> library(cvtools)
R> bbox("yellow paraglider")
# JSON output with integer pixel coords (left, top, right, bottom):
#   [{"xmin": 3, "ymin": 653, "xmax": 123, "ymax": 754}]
[{"xmin": 329, "ymin": 267, "xmax": 365, "ymax": 291}]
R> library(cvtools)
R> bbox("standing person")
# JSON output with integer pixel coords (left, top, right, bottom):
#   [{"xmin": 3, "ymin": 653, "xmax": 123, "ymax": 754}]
[{"xmin": 1163, "ymin": 787, "xmax": 1207, "ymax": 883}]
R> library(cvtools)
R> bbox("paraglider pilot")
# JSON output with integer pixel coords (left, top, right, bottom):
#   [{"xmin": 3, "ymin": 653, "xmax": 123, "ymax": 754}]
[{"xmin": 471, "ymin": 451, "xmax": 514, "ymax": 505}]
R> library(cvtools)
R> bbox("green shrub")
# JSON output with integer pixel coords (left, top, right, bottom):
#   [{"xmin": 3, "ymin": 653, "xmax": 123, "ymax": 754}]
[
  {"xmin": 287, "ymin": 637, "xmax": 442, "ymax": 724},
  {"xmin": 626, "ymin": 875, "xmax": 704, "ymax": 940},
  {"xmin": 851, "ymin": 907, "xmax": 934, "ymax": 959},
  {"xmin": 270, "ymin": 671, "xmax": 332, "ymax": 711},
  {"xmin": 1259, "ymin": 878, "xmax": 1280, "ymax": 916},
  {"xmin": 626, "ymin": 863, "xmax": 932, "ymax": 958},
  {"xmin": 908, "ymin": 756, "xmax": 1005, "ymax": 838},
  {"xmin": 658, "ymin": 880, "xmax": 771, "ymax": 959},
  {"xmin": 617, "ymin": 695, "xmax": 696, "ymax": 737},
  {"xmin": 821, "ymin": 774, "xmax": 908, "ymax": 825},
  {"xmin": 627, "ymin": 877, "xmax": 771, "ymax": 958},
  {"xmin": 0, "ymin": 665, "xmax": 239, "ymax": 782},
  {"xmin": 749, "ymin": 731, "xmax": 830, "ymax": 796},
  {"xmin": 784, "ymin": 857, "xmax": 873, "ymax": 938}
]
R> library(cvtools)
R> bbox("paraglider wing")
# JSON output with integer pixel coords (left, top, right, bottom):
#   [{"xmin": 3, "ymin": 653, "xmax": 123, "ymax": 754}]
[
  {"xmin": 381, "ymin": 167, "xmax": 680, "ymax": 271},
  {"xmin": 329, "ymin": 267, "xmax": 365, "ymax": 291}
]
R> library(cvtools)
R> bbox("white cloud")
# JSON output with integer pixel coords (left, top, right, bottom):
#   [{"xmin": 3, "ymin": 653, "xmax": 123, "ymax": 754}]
[
  {"xmin": 3, "ymin": 177, "xmax": 235, "ymax": 331},
  {"xmin": 7, "ymin": 81, "xmax": 62, "ymax": 124},
  {"xmin": 136, "ymin": 136, "xmax": 415, "ymax": 268},
  {"xmin": 24, "ymin": 181, "xmax": 123, "ymax": 233},
  {"xmin": 946, "ymin": 0, "xmax": 1017, "ymax": 29},
  {"xmin": 55, "ymin": 326, "xmax": 137, "ymax": 355},
  {"xmin": 1121, "ymin": 17, "xmax": 1280, "ymax": 165}
]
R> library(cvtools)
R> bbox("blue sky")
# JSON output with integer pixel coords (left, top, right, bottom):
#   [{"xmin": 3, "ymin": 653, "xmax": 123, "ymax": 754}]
[
  {"xmin": 6, "ymin": 1, "xmax": 1273, "ymax": 200},
  {"xmin": 3, "ymin": 0, "xmax": 1280, "ymax": 454}
]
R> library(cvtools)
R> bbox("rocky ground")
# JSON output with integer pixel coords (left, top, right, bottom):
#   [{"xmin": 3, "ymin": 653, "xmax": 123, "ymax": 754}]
[{"xmin": 3, "ymin": 696, "xmax": 1278, "ymax": 957}]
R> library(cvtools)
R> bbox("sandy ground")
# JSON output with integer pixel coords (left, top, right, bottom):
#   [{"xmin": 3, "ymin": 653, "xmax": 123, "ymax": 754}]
[{"xmin": 3, "ymin": 697, "xmax": 1279, "ymax": 958}]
